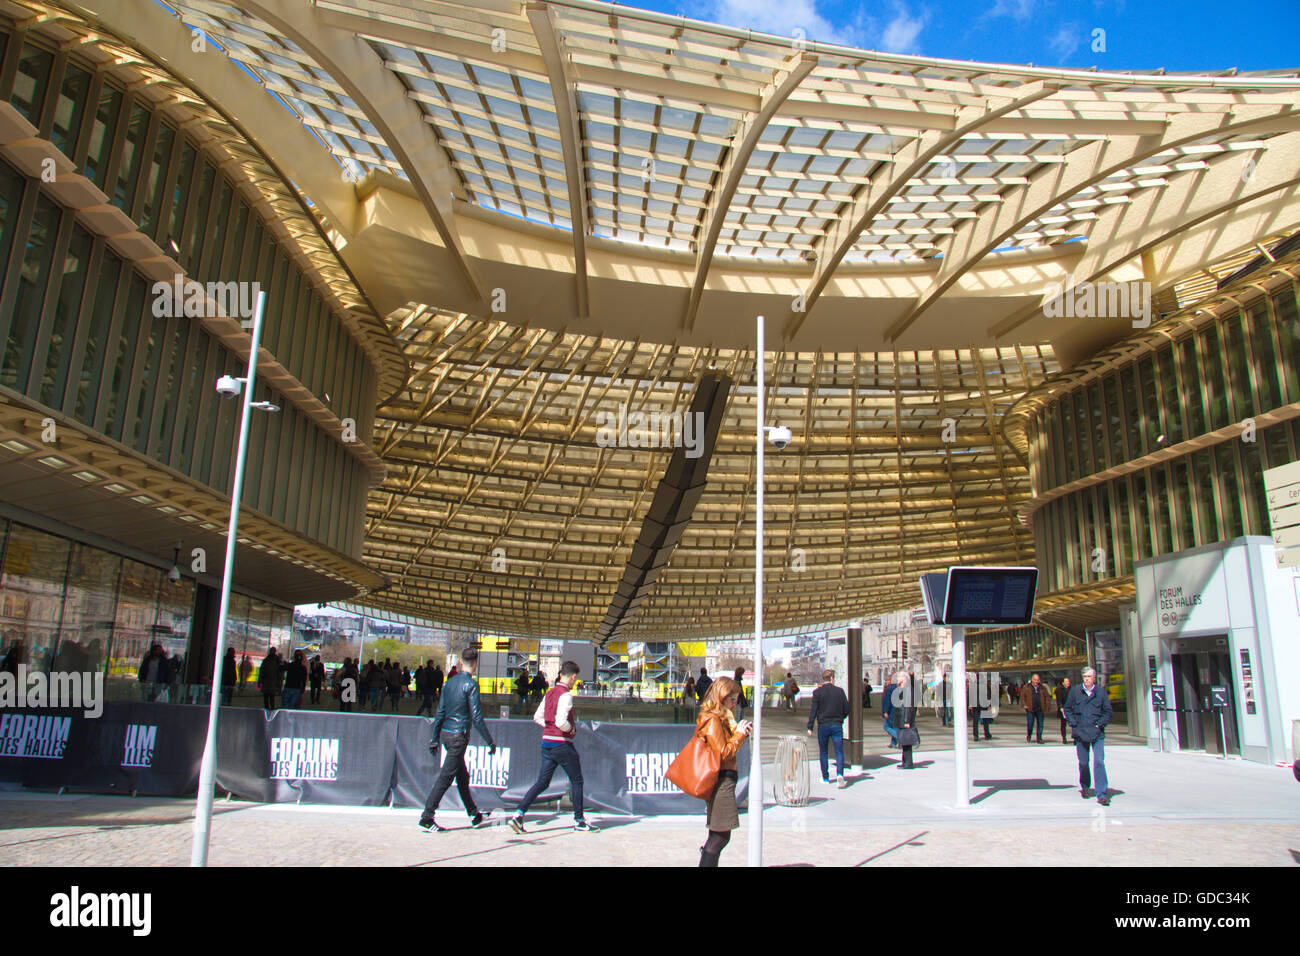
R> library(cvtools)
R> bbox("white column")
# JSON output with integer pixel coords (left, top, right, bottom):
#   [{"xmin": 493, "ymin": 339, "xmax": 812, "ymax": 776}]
[
  {"xmin": 191, "ymin": 292, "xmax": 267, "ymax": 867},
  {"xmin": 748, "ymin": 314, "xmax": 765, "ymax": 868},
  {"xmin": 952, "ymin": 624, "xmax": 968, "ymax": 808}
]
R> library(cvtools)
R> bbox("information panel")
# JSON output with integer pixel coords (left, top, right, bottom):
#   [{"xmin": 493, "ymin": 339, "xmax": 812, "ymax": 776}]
[{"xmin": 942, "ymin": 566, "xmax": 1038, "ymax": 625}]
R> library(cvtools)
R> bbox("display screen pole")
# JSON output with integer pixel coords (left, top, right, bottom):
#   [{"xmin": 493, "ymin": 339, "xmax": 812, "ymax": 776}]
[{"xmin": 952, "ymin": 624, "xmax": 968, "ymax": 808}]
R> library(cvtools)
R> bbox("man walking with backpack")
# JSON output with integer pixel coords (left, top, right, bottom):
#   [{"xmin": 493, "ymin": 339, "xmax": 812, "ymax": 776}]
[
  {"xmin": 508, "ymin": 660, "xmax": 598, "ymax": 833},
  {"xmin": 420, "ymin": 648, "xmax": 495, "ymax": 832}
]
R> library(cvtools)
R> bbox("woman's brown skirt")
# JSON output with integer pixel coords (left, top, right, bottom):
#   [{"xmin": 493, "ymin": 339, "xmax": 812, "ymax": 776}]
[{"xmin": 706, "ymin": 772, "xmax": 740, "ymax": 830}]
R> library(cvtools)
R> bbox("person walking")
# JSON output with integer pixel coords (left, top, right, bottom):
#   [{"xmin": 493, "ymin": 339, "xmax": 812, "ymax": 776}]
[
  {"xmin": 781, "ymin": 674, "xmax": 799, "ymax": 710},
  {"xmin": 682, "ymin": 675, "xmax": 696, "ymax": 706},
  {"xmin": 309, "ymin": 655, "xmax": 325, "ymax": 705},
  {"xmin": 530, "ymin": 670, "xmax": 548, "ymax": 706},
  {"xmin": 862, "ymin": 678, "xmax": 872, "ymax": 710},
  {"xmin": 694, "ymin": 676, "xmax": 751, "ymax": 867},
  {"xmin": 420, "ymin": 648, "xmax": 495, "ymax": 832},
  {"xmin": 220, "ymin": 648, "xmax": 237, "ymax": 706},
  {"xmin": 694, "ymin": 667, "xmax": 712, "ymax": 703},
  {"xmin": 732, "ymin": 666, "xmax": 748, "ymax": 719},
  {"xmin": 894, "ymin": 672, "xmax": 918, "ymax": 770},
  {"xmin": 430, "ymin": 663, "xmax": 444, "ymax": 704},
  {"xmin": 386, "ymin": 661, "xmax": 403, "ymax": 712},
  {"xmin": 881, "ymin": 671, "xmax": 901, "ymax": 748},
  {"xmin": 1054, "ymin": 677, "xmax": 1072, "ymax": 744},
  {"xmin": 508, "ymin": 660, "xmax": 599, "ymax": 833},
  {"xmin": 366, "ymin": 660, "xmax": 384, "ymax": 711},
  {"xmin": 939, "ymin": 673, "xmax": 950, "ymax": 727},
  {"xmin": 282, "ymin": 650, "xmax": 307, "ymax": 710},
  {"xmin": 138, "ymin": 644, "xmax": 171, "ymax": 703},
  {"xmin": 256, "ymin": 647, "xmax": 281, "ymax": 711},
  {"xmin": 514, "ymin": 668, "xmax": 532, "ymax": 715},
  {"xmin": 239, "ymin": 654, "xmax": 252, "ymax": 689},
  {"xmin": 341, "ymin": 658, "xmax": 360, "ymax": 712},
  {"xmin": 402, "ymin": 665, "xmax": 412, "ymax": 699},
  {"xmin": 806, "ymin": 669, "xmax": 850, "ymax": 787},
  {"xmin": 1020, "ymin": 672, "xmax": 1048, "ymax": 744},
  {"xmin": 1064, "ymin": 667, "xmax": 1113, "ymax": 805},
  {"xmin": 416, "ymin": 660, "xmax": 439, "ymax": 716}
]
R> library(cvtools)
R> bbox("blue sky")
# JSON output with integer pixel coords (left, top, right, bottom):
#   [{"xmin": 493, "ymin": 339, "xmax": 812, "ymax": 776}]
[{"xmin": 614, "ymin": 0, "xmax": 1299, "ymax": 71}]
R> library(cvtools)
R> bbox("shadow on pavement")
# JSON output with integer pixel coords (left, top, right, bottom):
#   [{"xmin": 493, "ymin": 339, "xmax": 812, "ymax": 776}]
[
  {"xmin": 854, "ymin": 829, "xmax": 930, "ymax": 866},
  {"xmin": 970, "ymin": 777, "xmax": 1075, "ymax": 805}
]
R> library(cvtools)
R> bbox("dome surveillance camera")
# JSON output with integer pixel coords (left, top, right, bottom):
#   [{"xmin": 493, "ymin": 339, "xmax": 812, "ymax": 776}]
[
  {"xmin": 167, "ymin": 565, "xmax": 181, "ymax": 584},
  {"xmin": 768, "ymin": 425, "xmax": 792, "ymax": 450},
  {"xmin": 215, "ymin": 375, "xmax": 241, "ymax": 399}
]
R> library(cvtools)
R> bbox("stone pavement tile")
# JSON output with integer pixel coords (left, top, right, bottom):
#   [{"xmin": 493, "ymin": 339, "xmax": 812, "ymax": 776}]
[{"xmin": 0, "ymin": 794, "xmax": 1297, "ymax": 867}]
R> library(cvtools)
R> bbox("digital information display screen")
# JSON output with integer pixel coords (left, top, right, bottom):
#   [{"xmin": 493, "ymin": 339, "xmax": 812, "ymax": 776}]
[{"xmin": 942, "ymin": 567, "xmax": 1038, "ymax": 625}]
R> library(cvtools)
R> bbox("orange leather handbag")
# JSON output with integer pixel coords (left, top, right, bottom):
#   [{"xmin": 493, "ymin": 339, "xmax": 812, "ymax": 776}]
[{"xmin": 666, "ymin": 727, "xmax": 721, "ymax": 799}]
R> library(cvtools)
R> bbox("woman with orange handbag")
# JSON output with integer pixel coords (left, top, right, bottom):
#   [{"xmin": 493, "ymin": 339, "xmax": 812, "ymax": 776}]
[{"xmin": 695, "ymin": 676, "xmax": 751, "ymax": 866}]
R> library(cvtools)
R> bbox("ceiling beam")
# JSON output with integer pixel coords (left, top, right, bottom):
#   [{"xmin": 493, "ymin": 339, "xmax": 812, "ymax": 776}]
[
  {"xmin": 526, "ymin": 2, "xmax": 590, "ymax": 319},
  {"xmin": 682, "ymin": 52, "xmax": 817, "ymax": 332},
  {"xmin": 785, "ymin": 79, "xmax": 1060, "ymax": 340},
  {"xmin": 888, "ymin": 102, "xmax": 1300, "ymax": 342}
]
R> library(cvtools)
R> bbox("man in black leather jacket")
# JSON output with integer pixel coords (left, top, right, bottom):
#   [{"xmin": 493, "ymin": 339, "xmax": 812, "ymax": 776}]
[{"xmin": 420, "ymin": 648, "xmax": 496, "ymax": 831}]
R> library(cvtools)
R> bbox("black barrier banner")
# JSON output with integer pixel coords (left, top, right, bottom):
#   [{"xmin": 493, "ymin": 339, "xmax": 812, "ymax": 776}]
[
  {"xmin": 215, "ymin": 708, "xmax": 398, "ymax": 806},
  {"xmin": 1, "ymin": 704, "xmax": 750, "ymax": 815},
  {"xmin": 584, "ymin": 721, "xmax": 749, "ymax": 815},
  {"xmin": 391, "ymin": 717, "xmax": 748, "ymax": 815},
  {"xmin": 0, "ymin": 703, "xmax": 208, "ymax": 797}
]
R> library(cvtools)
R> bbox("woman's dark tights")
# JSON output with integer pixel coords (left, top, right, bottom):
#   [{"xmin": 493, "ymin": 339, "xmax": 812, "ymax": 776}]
[{"xmin": 703, "ymin": 830, "xmax": 730, "ymax": 854}]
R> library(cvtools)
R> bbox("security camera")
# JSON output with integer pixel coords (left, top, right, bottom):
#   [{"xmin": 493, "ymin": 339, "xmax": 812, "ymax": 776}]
[
  {"xmin": 767, "ymin": 425, "xmax": 793, "ymax": 450},
  {"xmin": 215, "ymin": 375, "xmax": 242, "ymax": 399},
  {"xmin": 167, "ymin": 565, "xmax": 181, "ymax": 584}
]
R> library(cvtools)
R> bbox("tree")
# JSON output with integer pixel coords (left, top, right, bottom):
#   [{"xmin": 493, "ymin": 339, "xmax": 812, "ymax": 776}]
[
  {"xmin": 763, "ymin": 663, "xmax": 787, "ymax": 685},
  {"xmin": 717, "ymin": 654, "xmax": 751, "ymax": 676}
]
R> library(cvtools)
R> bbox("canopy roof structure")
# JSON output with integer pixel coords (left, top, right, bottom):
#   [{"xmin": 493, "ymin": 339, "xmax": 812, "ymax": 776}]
[{"xmin": 43, "ymin": 0, "xmax": 1300, "ymax": 638}]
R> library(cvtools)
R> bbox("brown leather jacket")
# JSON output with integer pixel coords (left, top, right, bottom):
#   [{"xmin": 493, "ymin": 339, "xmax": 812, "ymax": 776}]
[
  {"xmin": 697, "ymin": 709, "xmax": 747, "ymax": 771},
  {"xmin": 1019, "ymin": 682, "xmax": 1054, "ymax": 713}
]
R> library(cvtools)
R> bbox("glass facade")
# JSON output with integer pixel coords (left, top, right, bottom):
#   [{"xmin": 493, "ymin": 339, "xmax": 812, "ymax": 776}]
[
  {"xmin": 1028, "ymin": 283, "xmax": 1300, "ymax": 592},
  {"xmin": 966, "ymin": 624, "xmax": 1086, "ymax": 670},
  {"xmin": 0, "ymin": 28, "xmax": 376, "ymax": 558},
  {"xmin": 0, "ymin": 517, "xmax": 290, "ymax": 692}
]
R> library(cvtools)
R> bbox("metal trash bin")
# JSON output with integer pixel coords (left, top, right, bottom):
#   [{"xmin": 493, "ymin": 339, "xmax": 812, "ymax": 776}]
[{"xmin": 773, "ymin": 735, "xmax": 810, "ymax": 807}]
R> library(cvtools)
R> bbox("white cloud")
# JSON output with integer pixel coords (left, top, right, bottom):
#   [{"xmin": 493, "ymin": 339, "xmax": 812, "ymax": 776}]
[
  {"xmin": 880, "ymin": 4, "xmax": 928, "ymax": 54},
  {"xmin": 1047, "ymin": 23, "xmax": 1081, "ymax": 62},
  {"xmin": 985, "ymin": 0, "xmax": 1036, "ymax": 20},
  {"xmin": 705, "ymin": 0, "xmax": 860, "ymax": 46}
]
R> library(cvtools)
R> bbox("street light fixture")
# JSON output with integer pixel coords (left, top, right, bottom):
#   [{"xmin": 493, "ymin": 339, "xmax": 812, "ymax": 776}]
[{"xmin": 192, "ymin": 291, "xmax": 279, "ymax": 868}]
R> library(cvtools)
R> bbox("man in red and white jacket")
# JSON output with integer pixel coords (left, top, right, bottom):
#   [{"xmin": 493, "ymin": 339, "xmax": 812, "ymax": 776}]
[{"xmin": 508, "ymin": 661, "xmax": 598, "ymax": 833}]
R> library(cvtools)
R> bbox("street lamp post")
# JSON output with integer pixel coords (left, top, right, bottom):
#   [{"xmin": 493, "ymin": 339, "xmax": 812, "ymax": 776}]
[{"xmin": 191, "ymin": 291, "xmax": 276, "ymax": 867}]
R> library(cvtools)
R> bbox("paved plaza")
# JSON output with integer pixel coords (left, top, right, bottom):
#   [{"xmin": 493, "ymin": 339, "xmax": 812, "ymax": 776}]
[{"xmin": 2, "ymin": 740, "xmax": 1295, "ymax": 867}]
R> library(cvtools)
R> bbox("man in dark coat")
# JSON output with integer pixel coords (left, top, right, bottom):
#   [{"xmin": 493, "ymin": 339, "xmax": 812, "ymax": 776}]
[
  {"xmin": 806, "ymin": 670, "xmax": 850, "ymax": 786},
  {"xmin": 514, "ymin": 668, "xmax": 532, "ymax": 714},
  {"xmin": 1064, "ymin": 666, "xmax": 1113, "ymax": 805},
  {"xmin": 429, "ymin": 663, "xmax": 444, "ymax": 703},
  {"xmin": 257, "ymin": 648, "xmax": 282, "ymax": 711},
  {"xmin": 416, "ymin": 661, "xmax": 438, "ymax": 716},
  {"xmin": 138, "ymin": 644, "xmax": 171, "ymax": 703},
  {"xmin": 282, "ymin": 650, "xmax": 308, "ymax": 710},
  {"xmin": 1020, "ymin": 672, "xmax": 1050, "ymax": 744},
  {"xmin": 694, "ymin": 667, "xmax": 712, "ymax": 703},
  {"xmin": 1054, "ymin": 677, "xmax": 1072, "ymax": 744},
  {"xmin": 309, "ymin": 656, "xmax": 326, "ymax": 705}
]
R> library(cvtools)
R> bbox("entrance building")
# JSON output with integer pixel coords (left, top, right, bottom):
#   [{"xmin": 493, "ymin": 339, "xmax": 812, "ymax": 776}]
[{"xmin": 1133, "ymin": 537, "xmax": 1300, "ymax": 766}]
